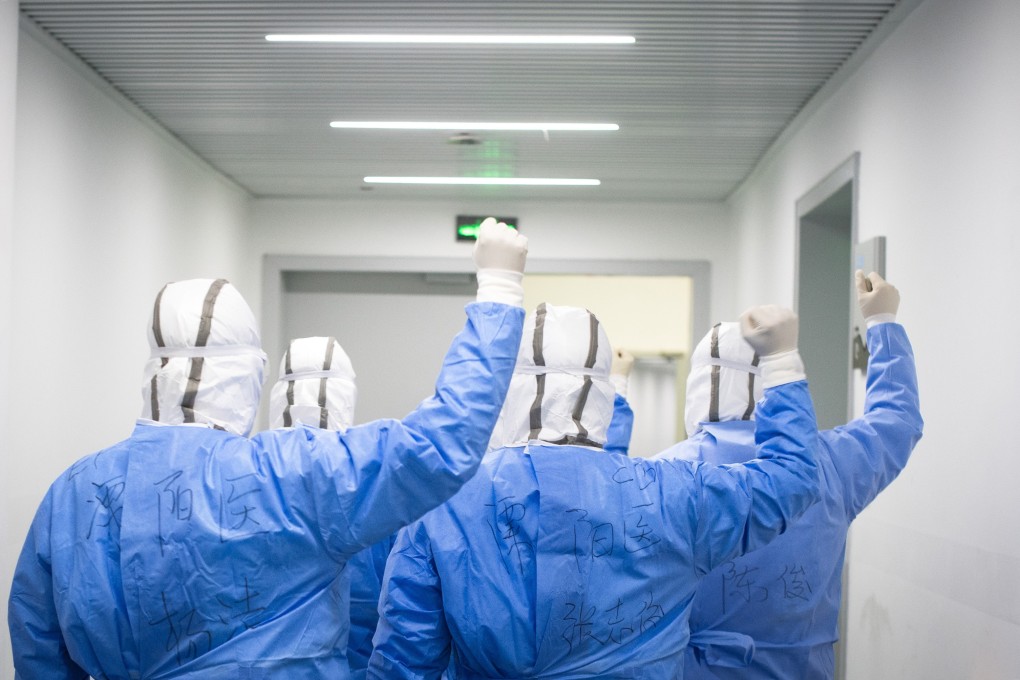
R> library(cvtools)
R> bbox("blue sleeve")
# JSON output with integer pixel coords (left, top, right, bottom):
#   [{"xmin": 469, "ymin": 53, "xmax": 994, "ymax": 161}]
[
  {"xmin": 274, "ymin": 302, "xmax": 524, "ymax": 556},
  {"xmin": 8, "ymin": 491, "xmax": 90, "ymax": 680},
  {"xmin": 682, "ymin": 380, "xmax": 821, "ymax": 575},
  {"xmin": 826, "ymin": 323, "xmax": 923, "ymax": 519},
  {"xmin": 605, "ymin": 392, "xmax": 634, "ymax": 455},
  {"xmin": 368, "ymin": 522, "xmax": 451, "ymax": 680}
]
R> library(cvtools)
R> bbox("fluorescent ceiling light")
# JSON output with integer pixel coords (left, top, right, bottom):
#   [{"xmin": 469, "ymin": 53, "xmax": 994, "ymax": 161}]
[
  {"xmin": 331, "ymin": 121, "xmax": 618, "ymax": 131},
  {"xmin": 266, "ymin": 34, "xmax": 635, "ymax": 45},
  {"xmin": 364, "ymin": 177, "xmax": 600, "ymax": 186}
]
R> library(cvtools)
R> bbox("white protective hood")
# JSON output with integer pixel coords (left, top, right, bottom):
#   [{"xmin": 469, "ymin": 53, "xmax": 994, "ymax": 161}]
[
  {"xmin": 490, "ymin": 303, "xmax": 615, "ymax": 450},
  {"xmin": 269, "ymin": 336, "xmax": 357, "ymax": 431},
  {"xmin": 140, "ymin": 279, "xmax": 266, "ymax": 436},
  {"xmin": 684, "ymin": 321, "xmax": 763, "ymax": 437}
]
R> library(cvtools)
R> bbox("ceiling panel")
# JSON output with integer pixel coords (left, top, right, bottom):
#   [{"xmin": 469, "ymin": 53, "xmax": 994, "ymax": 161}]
[{"xmin": 19, "ymin": 1, "xmax": 901, "ymax": 201}]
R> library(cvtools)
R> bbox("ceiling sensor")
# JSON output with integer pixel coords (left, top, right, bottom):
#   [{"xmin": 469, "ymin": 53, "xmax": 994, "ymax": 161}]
[{"xmin": 447, "ymin": 132, "xmax": 481, "ymax": 145}]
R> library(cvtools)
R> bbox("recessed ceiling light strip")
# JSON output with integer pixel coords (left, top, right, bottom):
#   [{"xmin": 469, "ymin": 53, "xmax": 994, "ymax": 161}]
[
  {"xmin": 331, "ymin": 121, "xmax": 618, "ymax": 131},
  {"xmin": 267, "ymin": 34, "xmax": 635, "ymax": 45},
  {"xmin": 363, "ymin": 177, "xmax": 600, "ymax": 186}
]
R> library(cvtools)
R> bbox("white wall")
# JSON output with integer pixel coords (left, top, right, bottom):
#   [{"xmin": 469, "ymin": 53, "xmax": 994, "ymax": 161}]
[
  {"xmin": 1, "ymin": 22, "xmax": 253, "ymax": 679},
  {"xmin": 729, "ymin": 0, "xmax": 1020, "ymax": 676},
  {"xmin": 250, "ymin": 198, "xmax": 734, "ymax": 324},
  {"xmin": 0, "ymin": 1, "xmax": 19, "ymax": 675}
]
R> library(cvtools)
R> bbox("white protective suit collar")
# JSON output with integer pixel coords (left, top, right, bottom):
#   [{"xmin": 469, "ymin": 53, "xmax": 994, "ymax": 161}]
[
  {"xmin": 269, "ymin": 336, "xmax": 357, "ymax": 431},
  {"xmin": 140, "ymin": 278, "xmax": 266, "ymax": 436},
  {"xmin": 489, "ymin": 303, "xmax": 615, "ymax": 450},
  {"xmin": 684, "ymin": 322, "xmax": 763, "ymax": 437}
]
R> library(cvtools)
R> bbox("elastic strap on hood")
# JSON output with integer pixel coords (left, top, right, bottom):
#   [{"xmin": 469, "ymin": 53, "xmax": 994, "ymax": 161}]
[
  {"xmin": 141, "ymin": 278, "xmax": 265, "ymax": 436},
  {"xmin": 685, "ymin": 321, "xmax": 763, "ymax": 436},
  {"xmin": 707, "ymin": 323, "xmax": 760, "ymax": 424},
  {"xmin": 741, "ymin": 353, "xmax": 761, "ymax": 420},
  {"xmin": 528, "ymin": 303, "xmax": 548, "ymax": 441},
  {"xmin": 270, "ymin": 336, "xmax": 358, "ymax": 431},
  {"xmin": 548, "ymin": 310, "xmax": 601, "ymax": 448},
  {"xmin": 503, "ymin": 302, "xmax": 613, "ymax": 450},
  {"xmin": 150, "ymin": 283, "xmax": 170, "ymax": 421},
  {"xmin": 180, "ymin": 279, "xmax": 228, "ymax": 424},
  {"xmin": 283, "ymin": 336, "xmax": 337, "ymax": 428}
]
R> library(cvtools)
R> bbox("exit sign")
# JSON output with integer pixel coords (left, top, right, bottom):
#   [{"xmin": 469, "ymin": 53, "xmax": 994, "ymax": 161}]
[{"xmin": 456, "ymin": 215, "xmax": 519, "ymax": 241}]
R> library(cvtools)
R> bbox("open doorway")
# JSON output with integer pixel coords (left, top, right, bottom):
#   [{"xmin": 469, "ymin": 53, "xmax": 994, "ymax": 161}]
[
  {"xmin": 796, "ymin": 157, "xmax": 857, "ymax": 429},
  {"xmin": 261, "ymin": 256, "xmax": 711, "ymax": 455},
  {"xmin": 795, "ymin": 152, "xmax": 859, "ymax": 679}
]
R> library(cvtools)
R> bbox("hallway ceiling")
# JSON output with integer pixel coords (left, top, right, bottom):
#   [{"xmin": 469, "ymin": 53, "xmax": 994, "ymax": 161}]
[{"xmin": 19, "ymin": 1, "xmax": 902, "ymax": 202}]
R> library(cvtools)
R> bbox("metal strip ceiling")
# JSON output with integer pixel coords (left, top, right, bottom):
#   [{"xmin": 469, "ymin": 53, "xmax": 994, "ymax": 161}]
[{"xmin": 19, "ymin": 1, "xmax": 900, "ymax": 201}]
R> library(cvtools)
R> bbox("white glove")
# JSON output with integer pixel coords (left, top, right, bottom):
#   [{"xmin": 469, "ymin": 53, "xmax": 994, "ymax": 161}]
[
  {"xmin": 474, "ymin": 217, "xmax": 528, "ymax": 307},
  {"xmin": 610, "ymin": 349, "xmax": 635, "ymax": 398},
  {"xmin": 473, "ymin": 217, "xmax": 527, "ymax": 272},
  {"xmin": 739, "ymin": 305, "xmax": 806, "ymax": 388},
  {"xmin": 855, "ymin": 270, "xmax": 899, "ymax": 327}
]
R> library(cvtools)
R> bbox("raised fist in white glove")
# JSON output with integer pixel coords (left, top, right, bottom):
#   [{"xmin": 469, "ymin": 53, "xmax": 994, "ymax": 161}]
[
  {"xmin": 855, "ymin": 270, "xmax": 899, "ymax": 326},
  {"xmin": 739, "ymin": 305, "xmax": 798, "ymax": 356},
  {"xmin": 739, "ymin": 305, "xmax": 805, "ymax": 388},
  {"xmin": 473, "ymin": 217, "xmax": 528, "ymax": 273},
  {"xmin": 473, "ymin": 217, "xmax": 528, "ymax": 307}
]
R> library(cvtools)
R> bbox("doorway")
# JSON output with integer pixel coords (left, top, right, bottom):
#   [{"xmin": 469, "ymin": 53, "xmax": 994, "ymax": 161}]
[
  {"xmin": 795, "ymin": 153, "xmax": 859, "ymax": 679},
  {"xmin": 261, "ymin": 255, "xmax": 711, "ymax": 454}
]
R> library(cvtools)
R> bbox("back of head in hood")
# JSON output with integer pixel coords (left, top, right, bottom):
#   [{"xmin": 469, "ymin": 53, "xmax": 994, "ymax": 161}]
[
  {"xmin": 490, "ymin": 303, "xmax": 615, "ymax": 450},
  {"xmin": 269, "ymin": 336, "xmax": 357, "ymax": 431},
  {"xmin": 140, "ymin": 279, "xmax": 266, "ymax": 436},
  {"xmin": 684, "ymin": 321, "xmax": 763, "ymax": 437}
]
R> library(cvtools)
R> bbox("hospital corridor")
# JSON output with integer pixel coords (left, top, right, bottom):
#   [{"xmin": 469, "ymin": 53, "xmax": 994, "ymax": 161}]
[{"xmin": 0, "ymin": 0, "xmax": 1017, "ymax": 678}]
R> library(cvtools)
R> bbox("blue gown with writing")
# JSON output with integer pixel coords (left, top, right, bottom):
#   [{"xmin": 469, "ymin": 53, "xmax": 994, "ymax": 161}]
[
  {"xmin": 8, "ymin": 302, "xmax": 524, "ymax": 680},
  {"xmin": 368, "ymin": 379, "xmax": 821, "ymax": 680},
  {"xmin": 669, "ymin": 323, "xmax": 922, "ymax": 679}
]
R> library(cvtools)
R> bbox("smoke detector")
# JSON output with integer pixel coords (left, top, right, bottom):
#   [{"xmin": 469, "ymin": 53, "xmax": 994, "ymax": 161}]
[{"xmin": 447, "ymin": 132, "xmax": 481, "ymax": 145}]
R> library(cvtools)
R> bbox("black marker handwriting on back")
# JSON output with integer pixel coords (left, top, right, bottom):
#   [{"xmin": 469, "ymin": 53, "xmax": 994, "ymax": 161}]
[
  {"xmin": 722, "ymin": 562, "xmax": 768, "ymax": 612},
  {"xmin": 560, "ymin": 599, "xmax": 597, "ymax": 652},
  {"xmin": 567, "ymin": 508, "xmax": 615, "ymax": 571},
  {"xmin": 612, "ymin": 462, "xmax": 657, "ymax": 490},
  {"xmin": 85, "ymin": 475, "xmax": 126, "ymax": 540},
  {"xmin": 155, "ymin": 471, "xmax": 195, "ymax": 556},
  {"xmin": 624, "ymin": 514, "xmax": 661, "ymax": 554},
  {"xmin": 218, "ymin": 474, "xmax": 269, "ymax": 541},
  {"xmin": 485, "ymin": 495, "xmax": 533, "ymax": 575},
  {"xmin": 215, "ymin": 576, "xmax": 268, "ymax": 631},
  {"xmin": 777, "ymin": 564, "xmax": 813, "ymax": 601},
  {"xmin": 150, "ymin": 592, "xmax": 212, "ymax": 667}
]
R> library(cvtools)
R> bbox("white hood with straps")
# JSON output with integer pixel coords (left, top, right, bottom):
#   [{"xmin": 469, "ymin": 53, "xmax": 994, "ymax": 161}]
[
  {"xmin": 684, "ymin": 321, "xmax": 763, "ymax": 437},
  {"xmin": 490, "ymin": 303, "xmax": 616, "ymax": 450},
  {"xmin": 269, "ymin": 336, "xmax": 357, "ymax": 431},
  {"xmin": 140, "ymin": 278, "xmax": 266, "ymax": 436}
]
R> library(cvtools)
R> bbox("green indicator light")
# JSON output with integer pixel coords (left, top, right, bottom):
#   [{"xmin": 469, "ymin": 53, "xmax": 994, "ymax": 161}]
[
  {"xmin": 456, "ymin": 215, "xmax": 519, "ymax": 241},
  {"xmin": 458, "ymin": 222, "xmax": 482, "ymax": 239}
]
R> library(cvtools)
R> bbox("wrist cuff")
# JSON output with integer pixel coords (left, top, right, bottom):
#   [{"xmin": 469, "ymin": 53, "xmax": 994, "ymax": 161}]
[
  {"xmin": 759, "ymin": 349, "xmax": 806, "ymax": 388},
  {"xmin": 865, "ymin": 312, "xmax": 897, "ymax": 329},
  {"xmin": 476, "ymin": 269, "xmax": 524, "ymax": 307},
  {"xmin": 610, "ymin": 373, "xmax": 629, "ymax": 398}
]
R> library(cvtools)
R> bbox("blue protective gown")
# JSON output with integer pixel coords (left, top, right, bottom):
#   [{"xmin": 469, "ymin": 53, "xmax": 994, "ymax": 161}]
[
  {"xmin": 348, "ymin": 394, "xmax": 632, "ymax": 679},
  {"xmin": 8, "ymin": 301, "xmax": 524, "ymax": 680},
  {"xmin": 368, "ymin": 379, "xmax": 821, "ymax": 679},
  {"xmin": 605, "ymin": 393, "xmax": 634, "ymax": 456},
  {"xmin": 347, "ymin": 535, "xmax": 398, "ymax": 679},
  {"xmin": 668, "ymin": 323, "xmax": 922, "ymax": 679}
]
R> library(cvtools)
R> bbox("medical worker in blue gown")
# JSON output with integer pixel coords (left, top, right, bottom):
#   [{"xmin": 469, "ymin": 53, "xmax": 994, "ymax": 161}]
[
  {"xmin": 267, "ymin": 334, "xmax": 395, "ymax": 680},
  {"xmin": 7, "ymin": 218, "xmax": 528, "ymax": 679},
  {"xmin": 368, "ymin": 302, "xmax": 823, "ymax": 679},
  {"xmin": 661, "ymin": 271, "xmax": 922, "ymax": 679}
]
